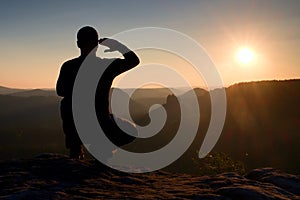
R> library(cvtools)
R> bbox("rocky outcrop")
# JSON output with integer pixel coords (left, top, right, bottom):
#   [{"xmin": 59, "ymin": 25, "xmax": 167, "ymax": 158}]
[{"xmin": 0, "ymin": 154, "xmax": 299, "ymax": 199}]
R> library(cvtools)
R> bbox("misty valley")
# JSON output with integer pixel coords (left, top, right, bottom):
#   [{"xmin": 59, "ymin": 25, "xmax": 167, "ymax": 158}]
[{"xmin": 0, "ymin": 79, "xmax": 299, "ymax": 175}]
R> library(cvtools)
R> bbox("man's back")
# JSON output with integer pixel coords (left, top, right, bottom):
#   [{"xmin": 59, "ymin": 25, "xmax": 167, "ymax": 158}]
[{"xmin": 56, "ymin": 57, "xmax": 84, "ymax": 99}]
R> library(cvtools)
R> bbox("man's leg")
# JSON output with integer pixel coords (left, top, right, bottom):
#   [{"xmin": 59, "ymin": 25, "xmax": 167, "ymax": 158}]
[{"xmin": 63, "ymin": 118, "xmax": 85, "ymax": 159}]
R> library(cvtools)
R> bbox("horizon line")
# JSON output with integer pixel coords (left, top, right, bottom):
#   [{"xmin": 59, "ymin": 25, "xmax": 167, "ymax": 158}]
[{"xmin": 1, "ymin": 78, "xmax": 299, "ymax": 90}]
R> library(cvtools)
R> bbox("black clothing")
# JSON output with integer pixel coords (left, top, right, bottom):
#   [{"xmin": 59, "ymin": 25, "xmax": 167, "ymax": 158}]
[{"xmin": 56, "ymin": 54, "xmax": 139, "ymax": 150}]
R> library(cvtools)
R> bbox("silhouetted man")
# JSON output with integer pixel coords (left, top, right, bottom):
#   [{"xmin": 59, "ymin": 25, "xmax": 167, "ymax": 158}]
[{"xmin": 56, "ymin": 26, "xmax": 139, "ymax": 159}]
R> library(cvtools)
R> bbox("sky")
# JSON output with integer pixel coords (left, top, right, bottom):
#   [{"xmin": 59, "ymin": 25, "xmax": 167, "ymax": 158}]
[{"xmin": 0, "ymin": 0, "xmax": 300, "ymax": 89}]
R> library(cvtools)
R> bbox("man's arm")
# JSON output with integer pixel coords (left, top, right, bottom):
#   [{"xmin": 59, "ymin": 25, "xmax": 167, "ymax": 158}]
[
  {"xmin": 118, "ymin": 45, "xmax": 140, "ymax": 71},
  {"xmin": 100, "ymin": 38, "xmax": 140, "ymax": 74},
  {"xmin": 56, "ymin": 64, "xmax": 66, "ymax": 97}
]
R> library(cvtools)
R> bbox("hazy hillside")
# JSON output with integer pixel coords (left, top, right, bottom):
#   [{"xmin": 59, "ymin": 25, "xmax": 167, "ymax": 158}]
[
  {"xmin": 0, "ymin": 86, "xmax": 56, "ymax": 97},
  {"xmin": 0, "ymin": 80, "xmax": 299, "ymax": 175},
  {"xmin": 174, "ymin": 80, "xmax": 300, "ymax": 174},
  {"xmin": 0, "ymin": 86, "xmax": 26, "ymax": 95},
  {"xmin": 0, "ymin": 94, "xmax": 65, "ymax": 158},
  {"xmin": 123, "ymin": 80, "xmax": 300, "ymax": 174},
  {"xmin": 217, "ymin": 79, "xmax": 300, "ymax": 173},
  {"xmin": 8, "ymin": 89, "xmax": 56, "ymax": 97}
]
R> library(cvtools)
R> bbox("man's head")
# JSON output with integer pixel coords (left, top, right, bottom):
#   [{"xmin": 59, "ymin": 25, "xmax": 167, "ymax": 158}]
[{"xmin": 77, "ymin": 26, "xmax": 99, "ymax": 54}]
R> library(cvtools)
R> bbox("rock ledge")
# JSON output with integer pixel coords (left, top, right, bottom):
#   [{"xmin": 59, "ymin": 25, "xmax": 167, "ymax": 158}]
[{"xmin": 0, "ymin": 154, "xmax": 299, "ymax": 200}]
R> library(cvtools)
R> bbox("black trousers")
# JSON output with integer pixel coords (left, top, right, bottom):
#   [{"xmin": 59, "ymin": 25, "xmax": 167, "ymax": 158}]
[{"xmin": 60, "ymin": 99, "xmax": 137, "ymax": 149}]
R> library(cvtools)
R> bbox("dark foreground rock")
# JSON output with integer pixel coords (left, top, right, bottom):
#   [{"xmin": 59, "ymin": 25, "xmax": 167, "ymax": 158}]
[{"xmin": 0, "ymin": 154, "xmax": 299, "ymax": 200}]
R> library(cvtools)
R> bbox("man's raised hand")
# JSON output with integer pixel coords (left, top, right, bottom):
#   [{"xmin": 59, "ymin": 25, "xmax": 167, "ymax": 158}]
[{"xmin": 99, "ymin": 38, "xmax": 127, "ymax": 53}]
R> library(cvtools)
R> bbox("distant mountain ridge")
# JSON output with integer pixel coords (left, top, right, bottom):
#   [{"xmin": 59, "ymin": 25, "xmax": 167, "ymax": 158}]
[
  {"xmin": 2, "ymin": 79, "xmax": 299, "ymax": 96},
  {"xmin": 8, "ymin": 89, "xmax": 56, "ymax": 97},
  {"xmin": 0, "ymin": 86, "xmax": 27, "ymax": 95},
  {"xmin": 0, "ymin": 86, "xmax": 56, "ymax": 97},
  {"xmin": 0, "ymin": 86, "xmax": 194, "ymax": 97}
]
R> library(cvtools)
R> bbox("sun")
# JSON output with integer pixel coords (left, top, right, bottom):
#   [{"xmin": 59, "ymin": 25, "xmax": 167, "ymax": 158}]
[{"xmin": 236, "ymin": 47, "xmax": 254, "ymax": 64}]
